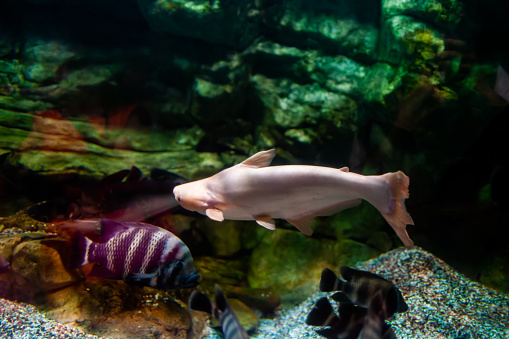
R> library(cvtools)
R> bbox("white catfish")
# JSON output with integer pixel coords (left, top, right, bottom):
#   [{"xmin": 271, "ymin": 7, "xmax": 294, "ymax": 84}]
[{"xmin": 173, "ymin": 149, "xmax": 414, "ymax": 248}]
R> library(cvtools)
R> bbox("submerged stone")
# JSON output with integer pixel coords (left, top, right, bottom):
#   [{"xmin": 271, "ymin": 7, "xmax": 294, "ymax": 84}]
[
  {"xmin": 264, "ymin": 0, "xmax": 381, "ymax": 62},
  {"xmin": 11, "ymin": 240, "xmax": 79, "ymax": 292},
  {"xmin": 247, "ymin": 229, "xmax": 378, "ymax": 305},
  {"xmin": 137, "ymin": 0, "xmax": 260, "ymax": 48}
]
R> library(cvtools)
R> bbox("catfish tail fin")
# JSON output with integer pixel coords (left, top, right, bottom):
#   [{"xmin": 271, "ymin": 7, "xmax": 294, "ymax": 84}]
[{"xmin": 381, "ymin": 171, "xmax": 414, "ymax": 248}]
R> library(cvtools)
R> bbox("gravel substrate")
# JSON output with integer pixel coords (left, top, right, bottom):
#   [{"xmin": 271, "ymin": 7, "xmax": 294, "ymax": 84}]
[
  {"xmin": 249, "ymin": 247, "xmax": 509, "ymax": 339},
  {"xmin": 0, "ymin": 299, "xmax": 99, "ymax": 339}
]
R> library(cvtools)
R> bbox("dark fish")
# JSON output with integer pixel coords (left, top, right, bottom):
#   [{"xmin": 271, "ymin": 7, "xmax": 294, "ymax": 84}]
[
  {"xmin": 77, "ymin": 166, "xmax": 189, "ymax": 222},
  {"xmin": 189, "ymin": 284, "xmax": 250, "ymax": 339},
  {"xmin": 306, "ymin": 297, "xmax": 367, "ymax": 338},
  {"xmin": 68, "ymin": 219, "xmax": 200, "ymax": 289},
  {"xmin": 359, "ymin": 291, "xmax": 397, "ymax": 339},
  {"xmin": 27, "ymin": 166, "xmax": 190, "ymax": 225},
  {"xmin": 0, "ymin": 253, "xmax": 11, "ymax": 274},
  {"xmin": 320, "ymin": 266, "xmax": 408, "ymax": 317},
  {"xmin": 306, "ymin": 294, "xmax": 397, "ymax": 339}
]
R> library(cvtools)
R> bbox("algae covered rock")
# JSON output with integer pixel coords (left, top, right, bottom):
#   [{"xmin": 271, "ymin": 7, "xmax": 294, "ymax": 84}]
[
  {"xmin": 194, "ymin": 219, "xmax": 264, "ymax": 257},
  {"xmin": 21, "ymin": 39, "xmax": 76, "ymax": 84},
  {"xmin": 137, "ymin": 0, "xmax": 260, "ymax": 48},
  {"xmin": 383, "ymin": 0, "xmax": 463, "ymax": 26},
  {"xmin": 247, "ymin": 228, "xmax": 378, "ymax": 304},
  {"xmin": 263, "ymin": 0, "xmax": 381, "ymax": 62}
]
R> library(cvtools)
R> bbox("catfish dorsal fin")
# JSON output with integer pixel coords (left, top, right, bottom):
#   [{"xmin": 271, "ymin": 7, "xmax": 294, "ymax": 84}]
[{"xmin": 239, "ymin": 149, "xmax": 276, "ymax": 168}]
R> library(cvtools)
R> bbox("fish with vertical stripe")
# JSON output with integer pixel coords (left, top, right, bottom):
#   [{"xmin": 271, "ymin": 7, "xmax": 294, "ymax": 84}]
[{"xmin": 68, "ymin": 219, "xmax": 200, "ymax": 289}]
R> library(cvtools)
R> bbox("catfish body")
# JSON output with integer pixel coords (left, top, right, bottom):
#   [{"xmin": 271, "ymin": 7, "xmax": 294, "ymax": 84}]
[{"xmin": 173, "ymin": 149, "xmax": 414, "ymax": 248}]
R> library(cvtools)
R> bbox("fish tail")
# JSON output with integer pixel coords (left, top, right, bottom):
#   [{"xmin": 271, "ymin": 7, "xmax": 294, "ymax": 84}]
[
  {"xmin": 319, "ymin": 268, "xmax": 344, "ymax": 292},
  {"xmin": 306, "ymin": 297, "xmax": 340, "ymax": 327},
  {"xmin": 68, "ymin": 232, "xmax": 92, "ymax": 268},
  {"xmin": 381, "ymin": 171, "xmax": 414, "ymax": 248},
  {"xmin": 188, "ymin": 290, "xmax": 213, "ymax": 315}
]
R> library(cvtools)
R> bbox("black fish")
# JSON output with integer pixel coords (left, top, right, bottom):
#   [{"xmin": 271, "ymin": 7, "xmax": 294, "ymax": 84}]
[
  {"xmin": 306, "ymin": 294, "xmax": 397, "ymax": 339},
  {"xmin": 68, "ymin": 219, "xmax": 200, "ymax": 289},
  {"xmin": 27, "ymin": 166, "xmax": 190, "ymax": 225},
  {"xmin": 189, "ymin": 284, "xmax": 250, "ymax": 339},
  {"xmin": 306, "ymin": 297, "xmax": 367, "ymax": 338},
  {"xmin": 359, "ymin": 291, "xmax": 397, "ymax": 339},
  {"xmin": 320, "ymin": 266, "xmax": 408, "ymax": 317}
]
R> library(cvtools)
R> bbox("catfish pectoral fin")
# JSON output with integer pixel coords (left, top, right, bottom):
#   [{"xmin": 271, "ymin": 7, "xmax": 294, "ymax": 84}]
[{"xmin": 206, "ymin": 208, "xmax": 224, "ymax": 222}]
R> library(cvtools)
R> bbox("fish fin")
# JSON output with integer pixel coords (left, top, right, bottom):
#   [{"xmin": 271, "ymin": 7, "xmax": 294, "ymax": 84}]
[
  {"xmin": 320, "ymin": 268, "xmax": 344, "ymax": 292},
  {"xmin": 315, "ymin": 328, "xmax": 338, "ymax": 338},
  {"xmin": 339, "ymin": 266, "xmax": 355, "ymax": 281},
  {"xmin": 306, "ymin": 297, "xmax": 339, "ymax": 326},
  {"xmin": 125, "ymin": 166, "xmax": 143, "ymax": 181},
  {"xmin": 124, "ymin": 271, "xmax": 158, "ymax": 287},
  {"xmin": 367, "ymin": 290, "xmax": 386, "ymax": 317},
  {"xmin": 495, "ymin": 65, "xmax": 509, "ymax": 103},
  {"xmin": 88, "ymin": 264, "xmax": 117, "ymax": 279},
  {"xmin": 331, "ymin": 292, "xmax": 352, "ymax": 304},
  {"xmin": 150, "ymin": 167, "xmax": 189, "ymax": 185},
  {"xmin": 380, "ymin": 171, "xmax": 414, "ymax": 248},
  {"xmin": 239, "ymin": 149, "xmax": 276, "ymax": 168},
  {"xmin": 286, "ymin": 215, "xmax": 314, "ymax": 235},
  {"xmin": 339, "ymin": 166, "xmax": 349, "ymax": 172},
  {"xmin": 214, "ymin": 284, "xmax": 228, "ymax": 313},
  {"xmin": 206, "ymin": 208, "xmax": 224, "ymax": 222},
  {"xmin": 255, "ymin": 216, "xmax": 276, "ymax": 230},
  {"xmin": 340, "ymin": 266, "xmax": 386, "ymax": 283},
  {"xmin": 386, "ymin": 285, "xmax": 408, "ymax": 315},
  {"xmin": 189, "ymin": 290, "xmax": 213, "ymax": 315},
  {"xmin": 68, "ymin": 232, "xmax": 91, "ymax": 269},
  {"xmin": 94, "ymin": 219, "xmax": 130, "ymax": 243},
  {"xmin": 99, "ymin": 168, "xmax": 130, "ymax": 184}
]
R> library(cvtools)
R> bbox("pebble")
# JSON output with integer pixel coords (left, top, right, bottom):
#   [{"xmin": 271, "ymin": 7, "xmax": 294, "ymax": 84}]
[{"xmin": 0, "ymin": 298, "xmax": 98, "ymax": 339}]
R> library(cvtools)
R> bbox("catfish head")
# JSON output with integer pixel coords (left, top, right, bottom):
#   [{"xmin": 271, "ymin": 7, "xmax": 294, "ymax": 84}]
[{"xmin": 173, "ymin": 180, "xmax": 217, "ymax": 216}]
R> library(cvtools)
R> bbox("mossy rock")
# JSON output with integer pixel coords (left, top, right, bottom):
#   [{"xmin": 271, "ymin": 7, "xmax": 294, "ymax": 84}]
[
  {"xmin": 137, "ymin": 0, "xmax": 259, "ymax": 48},
  {"xmin": 247, "ymin": 229, "xmax": 378, "ymax": 304}
]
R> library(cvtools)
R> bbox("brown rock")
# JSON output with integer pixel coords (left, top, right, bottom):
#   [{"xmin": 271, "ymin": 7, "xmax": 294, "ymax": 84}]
[{"xmin": 11, "ymin": 240, "xmax": 79, "ymax": 291}]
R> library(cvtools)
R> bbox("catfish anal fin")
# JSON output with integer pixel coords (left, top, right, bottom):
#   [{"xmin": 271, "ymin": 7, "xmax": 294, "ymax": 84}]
[{"xmin": 286, "ymin": 215, "xmax": 314, "ymax": 235}]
